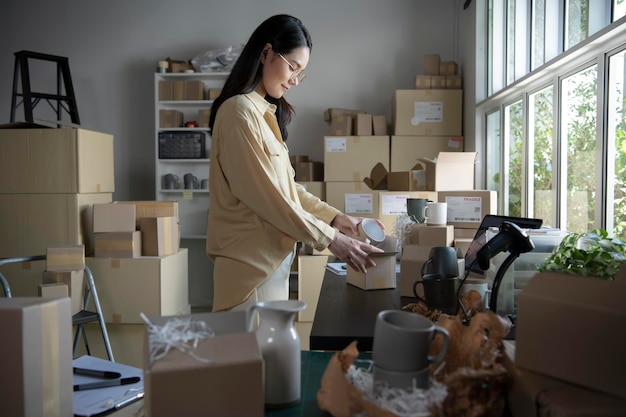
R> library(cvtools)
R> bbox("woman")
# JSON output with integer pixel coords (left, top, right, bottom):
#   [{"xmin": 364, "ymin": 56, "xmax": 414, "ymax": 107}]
[{"xmin": 207, "ymin": 14, "xmax": 383, "ymax": 312}]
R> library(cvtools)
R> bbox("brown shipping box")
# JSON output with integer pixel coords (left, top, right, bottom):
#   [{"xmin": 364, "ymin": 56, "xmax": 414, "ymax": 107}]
[
  {"xmin": 0, "ymin": 126, "xmax": 114, "ymax": 193},
  {"xmin": 42, "ymin": 269, "xmax": 84, "ymax": 315},
  {"xmin": 347, "ymin": 252, "xmax": 397, "ymax": 290},
  {"xmin": 94, "ymin": 231, "xmax": 142, "ymax": 258},
  {"xmin": 423, "ymin": 54, "xmax": 440, "ymax": 75},
  {"xmin": 0, "ymin": 297, "xmax": 73, "ymax": 417},
  {"xmin": 390, "ymin": 136, "xmax": 464, "ymax": 172},
  {"xmin": 438, "ymin": 190, "xmax": 497, "ymax": 229},
  {"xmin": 139, "ymin": 216, "xmax": 180, "ymax": 257},
  {"xmin": 159, "ymin": 109, "xmax": 183, "ymax": 128},
  {"xmin": 324, "ymin": 136, "xmax": 390, "ymax": 182},
  {"xmin": 86, "ymin": 249, "xmax": 188, "ymax": 324},
  {"xmin": 330, "ymin": 115, "xmax": 353, "ymax": 136},
  {"xmin": 354, "ymin": 113, "xmax": 373, "ymax": 135},
  {"xmin": 372, "ymin": 115, "xmax": 388, "ymax": 135},
  {"xmin": 46, "ymin": 244, "xmax": 85, "ymax": 271},
  {"xmin": 118, "ymin": 200, "xmax": 180, "ymax": 226},
  {"xmin": 144, "ymin": 311, "xmax": 263, "ymax": 417},
  {"xmin": 393, "ymin": 89, "xmax": 463, "ymax": 136},
  {"xmin": 420, "ymin": 152, "xmax": 476, "ymax": 191},
  {"xmin": 0, "ymin": 192, "xmax": 113, "ymax": 259},
  {"xmin": 93, "ymin": 203, "xmax": 137, "ymax": 233},
  {"xmin": 515, "ymin": 267, "xmax": 626, "ymax": 401},
  {"xmin": 325, "ymin": 182, "xmax": 379, "ymax": 219}
]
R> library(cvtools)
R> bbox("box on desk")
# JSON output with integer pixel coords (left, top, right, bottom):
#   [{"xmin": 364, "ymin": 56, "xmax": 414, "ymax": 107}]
[
  {"xmin": 347, "ymin": 252, "xmax": 397, "ymax": 290},
  {"xmin": 86, "ymin": 249, "xmax": 188, "ymax": 323},
  {"xmin": 0, "ymin": 297, "xmax": 73, "ymax": 417},
  {"xmin": 143, "ymin": 311, "xmax": 263, "ymax": 417},
  {"xmin": 515, "ymin": 266, "xmax": 626, "ymax": 401},
  {"xmin": 0, "ymin": 124, "xmax": 114, "ymax": 194}
]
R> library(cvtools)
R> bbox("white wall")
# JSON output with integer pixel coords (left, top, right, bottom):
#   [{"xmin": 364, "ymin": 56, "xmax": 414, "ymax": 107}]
[{"xmin": 0, "ymin": 0, "xmax": 468, "ymax": 308}]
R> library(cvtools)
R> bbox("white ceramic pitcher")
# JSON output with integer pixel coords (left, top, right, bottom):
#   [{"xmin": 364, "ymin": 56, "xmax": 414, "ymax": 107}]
[{"xmin": 247, "ymin": 300, "xmax": 306, "ymax": 408}]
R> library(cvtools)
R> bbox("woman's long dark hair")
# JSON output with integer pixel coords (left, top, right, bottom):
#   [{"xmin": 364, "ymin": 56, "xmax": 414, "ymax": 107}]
[{"xmin": 209, "ymin": 14, "xmax": 312, "ymax": 141}]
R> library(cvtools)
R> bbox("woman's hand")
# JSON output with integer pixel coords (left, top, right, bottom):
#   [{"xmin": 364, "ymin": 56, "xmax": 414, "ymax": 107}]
[
  {"xmin": 327, "ymin": 229, "xmax": 384, "ymax": 274},
  {"xmin": 330, "ymin": 213, "xmax": 386, "ymax": 239}
]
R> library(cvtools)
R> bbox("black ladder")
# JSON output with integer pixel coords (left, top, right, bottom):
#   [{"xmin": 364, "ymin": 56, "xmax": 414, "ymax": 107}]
[{"xmin": 10, "ymin": 50, "xmax": 80, "ymax": 125}]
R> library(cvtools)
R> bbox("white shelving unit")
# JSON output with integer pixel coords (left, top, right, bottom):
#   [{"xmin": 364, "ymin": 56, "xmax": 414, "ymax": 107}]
[{"xmin": 154, "ymin": 72, "xmax": 228, "ymax": 239}]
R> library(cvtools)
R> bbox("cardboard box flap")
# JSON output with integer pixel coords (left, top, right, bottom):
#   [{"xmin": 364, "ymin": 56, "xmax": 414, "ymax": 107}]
[
  {"xmin": 363, "ymin": 162, "xmax": 388, "ymax": 190},
  {"xmin": 419, "ymin": 151, "xmax": 477, "ymax": 167}
]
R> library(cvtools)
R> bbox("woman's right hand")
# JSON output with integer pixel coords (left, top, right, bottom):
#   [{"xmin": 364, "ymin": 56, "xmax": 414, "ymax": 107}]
[{"xmin": 327, "ymin": 231, "xmax": 384, "ymax": 274}]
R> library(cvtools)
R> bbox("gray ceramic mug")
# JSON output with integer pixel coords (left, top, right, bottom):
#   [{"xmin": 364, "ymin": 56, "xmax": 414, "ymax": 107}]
[
  {"xmin": 372, "ymin": 309, "xmax": 450, "ymax": 372},
  {"xmin": 406, "ymin": 198, "xmax": 429, "ymax": 223}
]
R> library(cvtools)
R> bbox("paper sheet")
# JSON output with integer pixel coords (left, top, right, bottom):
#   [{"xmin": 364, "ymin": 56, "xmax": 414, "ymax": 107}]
[{"xmin": 73, "ymin": 355, "xmax": 144, "ymax": 417}]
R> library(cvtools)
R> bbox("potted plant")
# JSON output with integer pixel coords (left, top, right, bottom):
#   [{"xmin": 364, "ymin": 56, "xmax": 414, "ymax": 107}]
[{"xmin": 537, "ymin": 229, "xmax": 626, "ymax": 280}]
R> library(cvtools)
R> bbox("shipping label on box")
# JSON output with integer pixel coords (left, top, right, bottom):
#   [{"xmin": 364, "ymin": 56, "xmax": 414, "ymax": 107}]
[
  {"xmin": 393, "ymin": 90, "xmax": 463, "ymax": 136},
  {"xmin": 438, "ymin": 190, "xmax": 497, "ymax": 229},
  {"xmin": 325, "ymin": 182, "xmax": 379, "ymax": 218}
]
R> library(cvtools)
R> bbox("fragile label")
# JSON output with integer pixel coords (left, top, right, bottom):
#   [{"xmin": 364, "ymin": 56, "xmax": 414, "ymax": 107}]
[
  {"xmin": 381, "ymin": 194, "xmax": 409, "ymax": 215},
  {"xmin": 411, "ymin": 101, "xmax": 443, "ymax": 125},
  {"xmin": 326, "ymin": 137, "xmax": 347, "ymax": 152},
  {"xmin": 445, "ymin": 196, "xmax": 482, "ymax": 222}
]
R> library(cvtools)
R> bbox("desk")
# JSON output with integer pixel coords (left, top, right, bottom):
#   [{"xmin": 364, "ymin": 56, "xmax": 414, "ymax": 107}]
[
  {"xmin": 310, "ymin": 269, "xmax": 415, "ymax": 351},
  {"xmin": 108, "ymin": 350, "xmax": 370, "ymax": 417}
]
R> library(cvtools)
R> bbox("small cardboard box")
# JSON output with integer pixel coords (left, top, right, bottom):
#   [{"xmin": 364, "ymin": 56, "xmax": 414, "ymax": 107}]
[
  {"xmin": 86, "ymin": 249, "xmax": 188, "ymax": 323},
  {"xmin": 198, "ymin": 109, "xmax": 211, "ymax": 128},
  {"xmin": 438, "ymin": 190, "xmax": 497, "ymax": 229},
  {"xmin": 330, "ymin": 115, "xmax": 353, "ymax": 136},
  {"xmin": 354, "ymin": 113, "xmax": 373, "ymax": 135},
  {"xmin": 93, "ymin": 203, "xmax": 137, "ymax": 233},
  {"xmin": 184, "ymin": 80, "xmax": 204, "ymax": 100},
  {"xmin": 144, "ymin": 311, "xmax": 263, "ymax": 417},
  {"xmin": 0, "ymin": 297, "xmax": 73, "ymax": 417},
  {"xmin": 138, "ymin": 216, "xmax": 180, "ymax": 256},
  {"xmin": 118, "ymin": 200, "xmax": 180, "ymax": 224},
  {"xmin": 323, "ymin": 108, "xmax": 366, "ymax": 123},
  {"xmin": 158, "ymin": 80, "xmax": 173, "ymax": 100},
  {"xmin": 159, "ymin": 109, "xmax": 183, "ymax": 128},
  {"xmin": 393, "ymin": 89, "xmax": 463, "ymax": 136},
  {"xmin": 406, "ymin": 223, "xmax": 454, "ymax": 247},
  {"xmin": 430, "ymin": 75, "xmax": 447, "ymax": 89},
  {"xmin": 94, "ymin": 231, "xmax": 142, "ymax": 258},
  {"xmin": 0, "ymin": 125, "xmax": 114, "ymax": 193},
  {"xmin": 419, "ymin": 152, "xmax": 476, "ymax": 191},
  {"xmin": 423, "ymin": 54, "xmax": 441, "ymax": 75},
  {"xmin": 439, "ymin": 61, "xmax": 458, "ymax": 76},
  {"xmin": 445, "ymin": 75, "xmax": 463, "ymax": 89},
  {"xmin": 46, "ymin": 244, "xmax": 85, "ymax": 272},
  {"xmin": 372, "ymin": 115, "xmax": 388, "ymax": 135},
  {"xmin": 295, "ymin": 161, "xmax": 324, "ymax": 182},
  {"xmin": 515, "ymin": 267, "xmax": 626, "ymax": 401},
  {"xmin": 346, "ymin": 252, "xmax": 397, "ymax": 290},
  {"xmin": 42, "ymin": 269, "xmax": 85, "ymax": 315},
  {"xmin": 324, "ymin": 136, "xmax": 390, "ymax": 182},
  {"xmin": 414, "ymin": 75, "xmax": 432, "ymax": 89}
]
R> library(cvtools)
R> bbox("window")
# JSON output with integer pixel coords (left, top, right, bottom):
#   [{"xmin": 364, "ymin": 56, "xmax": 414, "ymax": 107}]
[{"xmin": 477, "ymin": 0, "xmax": 626, "ymax": 238}]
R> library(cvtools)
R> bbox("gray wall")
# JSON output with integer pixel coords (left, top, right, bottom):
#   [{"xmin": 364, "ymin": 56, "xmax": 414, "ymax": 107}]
[{"xmin": 0, "ymin": 0, "xmax": 472, "ymax": 308}]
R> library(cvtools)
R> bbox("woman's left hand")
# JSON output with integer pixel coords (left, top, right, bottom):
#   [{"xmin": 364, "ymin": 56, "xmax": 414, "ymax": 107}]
[{"xmin": 330, "ymin": 213, "xmax": 386, "ymax": 238}]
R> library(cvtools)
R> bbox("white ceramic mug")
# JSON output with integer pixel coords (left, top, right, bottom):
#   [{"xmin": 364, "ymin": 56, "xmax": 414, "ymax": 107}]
[
  {"xmin": 459, "ymin": 279, "xmax": 491, "ymax": 310},
  {"xmin": 423, "ymin": 202, "xmax": 447, "ymax": 226},
  {"xmin": 356, "ymin": 218, "xmax": 385, "ymax": 244},
  {"xmin": 372, "ymin": 309, "xmax": 450, "ymax": 372}
]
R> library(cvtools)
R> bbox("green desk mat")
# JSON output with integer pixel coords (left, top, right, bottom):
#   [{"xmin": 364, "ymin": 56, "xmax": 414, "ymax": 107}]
[{"xmin": 266, "ymin": 350, "xmax": 372, "ymax": 417}]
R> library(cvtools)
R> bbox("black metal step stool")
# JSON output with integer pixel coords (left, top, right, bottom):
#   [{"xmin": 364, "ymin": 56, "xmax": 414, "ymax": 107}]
[
  {"xmin": 10, "ymin": 50, "xmax": 80, "ymax": 125},
  {"xmin": 0, "ymin": 255, "xmax": 114, "ymax": 362}
]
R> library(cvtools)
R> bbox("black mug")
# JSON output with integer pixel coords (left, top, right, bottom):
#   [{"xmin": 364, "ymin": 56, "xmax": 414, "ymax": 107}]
[
  {"xmin": 413, "ymin": 273, "xmax": 459, "ymax": 315},
  {"xmin": 421, "ymin": 246, "xmax": 458, "ymax": 277}
]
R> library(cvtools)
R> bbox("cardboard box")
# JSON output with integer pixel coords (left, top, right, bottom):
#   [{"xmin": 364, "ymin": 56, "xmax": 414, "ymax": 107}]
[
  {"xmin": 420, "ymin": 152, "xmax": 476, "ymax": 191},
  {"xmin": 347, "ymin": 252, "xmax": 397, "ymax": 290},
  {"xmin": 94, "ymin": 231, "xmax": 142, "ymax": 258},
  {"xmin": 393, "ymin": 90, "xmax": 463, "ymax": 136},
  {"xmin": 158, "ymin": 80, "xmax": 173, "ymax": 100},
  {"xmin": 298, "ymin": 254, "xmax": 332, "ymax": 321},
  {"xmin": 139, "ymin": 216, "xmax": 180, "ymax": 256},
  {"xmin": 144, "ymin": 311, "xmax": 263, "ymax": 417},
  {"xmin": 46, "ymin": 244, "xmax": 85, "ymax": 272},
  {"xmin": 453, "ymin": 237, "xmax": 473, "ymax": 257},
  {"xmin": 390, "ymin": 136, "xmax": 464, "ymax": 172},
  {"xmin": 184, "ymin": 80, "xmax": 204, "ymax": 100},
  {"xmin": 42, "ymin": 269, "xmax": 84, "ymax": 315},
  {"xmin": 172, "ymin": 80, "xmax": 185, "ymax": 100},
  {"xmin": 439, "ymin": 61, "xmax": 458, "ymax": 75},
  {"xmin": 93, "ymin": 203, "xmax": 137, "ymax": 233},
  {"xmin": 323, "ymin": 108, "xmax": 366, "ymax": 123},
  {"xmin": 0, "ymin": 297, "xmax": 73, "ymax": 417},
  {"xmin": 330, "ymin": 115, "xmax": 353, "ymax": 135},
  {"xmin": 208, "ymin": 88, "xmax": 222, "ymax": 100},
  {"xmin": 324, "ymin": 136, "xmax": 390, "ymax": 182},
  {"xmin": 325, "ymin": 182, "xmax": 379, "ymax": 218},
  {"xmin": 423, "ymin": 54, "xmax": 440, "ymax": 75},
  {"xmin": 446, "ymin": 75, "xmax": 463, "ymax": 89},
  {"xmin": 118, "ymin": 200, "xmax": 180, "ymax": 225},
  {"xmin": 0, "ymin": 192, "xmax": 113, "ymax": 258},
  {"xmin": 387, "ymin": 166, "xmax": 427, "ymax": 191},
  {"xmin": 295, "ymin": 161, "xmax": 324, "ymax": 182},
  {"xmin": 415, "ymin": 75, "xmax": 432, "ymax": 89},
  {"xmin": 0, "ymin": 126, "xmax": 114, "ymax": 193},
  {"xmin": 515, "ymin": 267, "xmax": 626, "ymax": 400},
  {"xmin": 297, "ymin": 181, "xmax": 325, "ymax": 201},
  {"xmin": 86, "ymin": 249, "xmax": 189, "ymax": 323},
  {"xmin": 406, "ymin": 223, "xmax": 454, "ymax": 247},
  {"xmin": 438, "ymin": 190, "xmax": 497, "ymax": 228},
  {"xmin": 430, "ymin": 75, "xmax": 447, "ymax": 89},
  {"xmin": 198, "ymin": 109, "xmax": 211, "ymax": 128},
  {"xmin": 159, "ymin": 109, "xmax": 183, "ymax": 128},
  {"xmin": 354, "ymin": 113, "xmax": 373, "ymax": 135},
  {"xmin": 372, "ymin": 115, "xmax": 388, "ymax": 135}
]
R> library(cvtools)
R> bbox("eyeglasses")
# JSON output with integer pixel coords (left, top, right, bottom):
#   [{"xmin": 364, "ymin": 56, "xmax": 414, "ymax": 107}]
[{"xmin": 277, "ymin": 53, "xmax": 307, "ymax": 83}]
